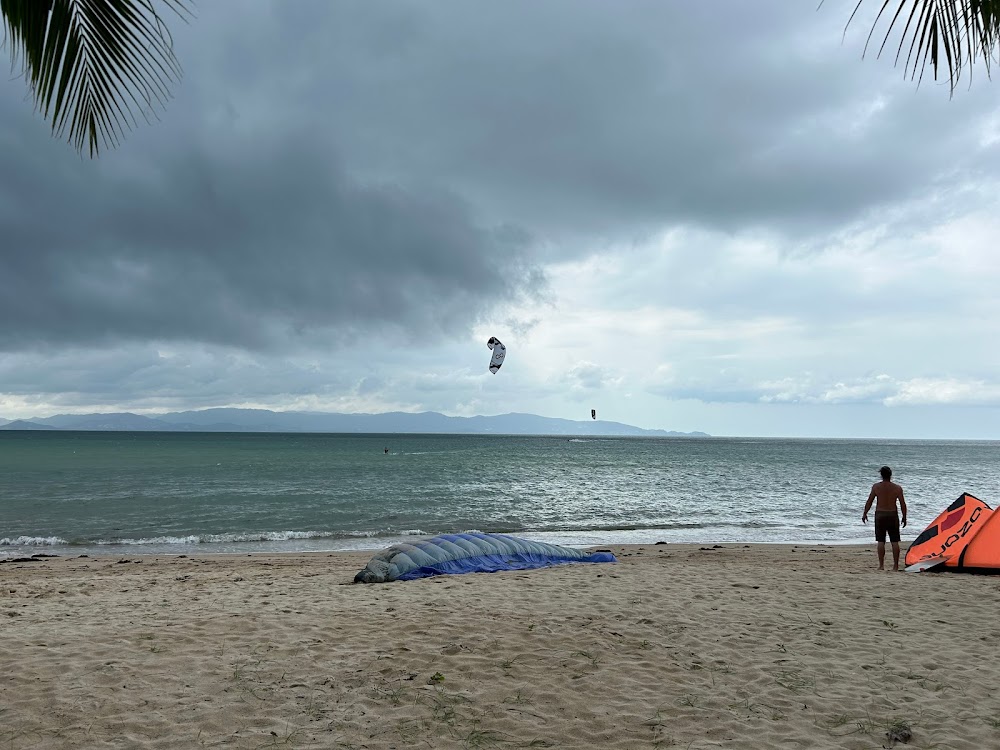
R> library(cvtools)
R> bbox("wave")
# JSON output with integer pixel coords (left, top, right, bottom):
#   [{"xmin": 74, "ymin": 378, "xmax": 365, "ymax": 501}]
[
  {"xmin": 2, "ymin": 517, "xmax": 870, "ymax": 556},
  {"xmin": 2, "ymin": 528, "xmax": 433, "ymax": 548},
  {"xmin": 0, "ymin": 535, "xmax": 70, "ymax": 546},
  {"xmin": 1, "ymin": 518, "xmax": 847, "ymax": 549},
  {"xmin": 498, "ymin": 521, "xmax": 756, "ymax": 533}
]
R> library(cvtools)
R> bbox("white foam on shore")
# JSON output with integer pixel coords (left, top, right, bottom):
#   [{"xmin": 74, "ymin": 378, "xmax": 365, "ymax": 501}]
[
  {"xmin": 92, "ymin": 530, "xmax": 345, "ymax": 545},
  {"xmin": 1, "ymin": 535, "xmax": 69, "ymax": 546}
]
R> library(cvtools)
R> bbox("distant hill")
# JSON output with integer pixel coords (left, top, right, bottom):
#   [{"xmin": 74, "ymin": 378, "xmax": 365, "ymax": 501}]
[
  {"xmin": 0, "ymin": 408, "xmax": 708, "ymax": 437},
  {"xmin": 32, "ymin": 412, "xmax": 172, "ymax": 431},
  {"xmin": 0, "ymin": 419, "xmax": 53, "ymax": 431}
]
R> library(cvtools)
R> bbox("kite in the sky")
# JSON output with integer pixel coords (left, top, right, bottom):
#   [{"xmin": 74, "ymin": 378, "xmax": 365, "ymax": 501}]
[
  {"xmin": 487, "ymin": 336, "xmax": 506, "ymax": 374},
  {"xmin": 591, "ymin": 409, "xmax": 596, "ymax": 420}
]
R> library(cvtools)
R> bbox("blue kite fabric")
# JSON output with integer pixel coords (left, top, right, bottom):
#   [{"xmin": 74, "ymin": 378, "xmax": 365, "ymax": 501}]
[{"xmin": 353, "ymin": 532, "xmax": 617, "ymax": 583}]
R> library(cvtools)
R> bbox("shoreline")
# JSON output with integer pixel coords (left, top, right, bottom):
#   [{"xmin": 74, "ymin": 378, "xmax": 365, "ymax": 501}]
[
  {"xmin": 4, "ymin": 540, "xmax": 875, "ymax": 563},
  {"xmin": 3, "ymin": 543, "xmax": 997, "ymax": 749},
  {"xmin": 3, "ymin": 538, "xmax": 882, "ymax": 562},
  {"xmin": 1, "ymin": 527, "xmax": 915, "ymax": 561}
]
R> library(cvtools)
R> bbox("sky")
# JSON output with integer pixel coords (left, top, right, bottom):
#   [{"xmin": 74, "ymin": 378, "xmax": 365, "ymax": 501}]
[{"xmin": 1, "ymin": 0, "xmax": 999, "ymax": 439}]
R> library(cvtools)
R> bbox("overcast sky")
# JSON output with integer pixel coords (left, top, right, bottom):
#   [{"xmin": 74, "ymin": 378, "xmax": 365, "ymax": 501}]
[{"xmin": 2, "ymin": 0, "xmax": 999, "ymax": 438}]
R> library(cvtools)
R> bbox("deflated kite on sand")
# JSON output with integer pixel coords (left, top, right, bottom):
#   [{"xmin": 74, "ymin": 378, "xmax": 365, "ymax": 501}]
[{"xmin": 354, "ymin": 532, "xmax": 616, "ymax": 583}]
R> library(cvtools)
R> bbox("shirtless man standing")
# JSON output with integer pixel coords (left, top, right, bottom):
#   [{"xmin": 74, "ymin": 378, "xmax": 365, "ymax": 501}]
[{"xmin": 862, "ymin": 466, "xmax": 908, "ymax": 571}]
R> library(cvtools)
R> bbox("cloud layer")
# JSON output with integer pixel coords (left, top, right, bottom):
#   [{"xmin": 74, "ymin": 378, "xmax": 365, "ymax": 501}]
[{"xmin": 1, "ymin": 0, "xmax": 998, "ymax": 437}]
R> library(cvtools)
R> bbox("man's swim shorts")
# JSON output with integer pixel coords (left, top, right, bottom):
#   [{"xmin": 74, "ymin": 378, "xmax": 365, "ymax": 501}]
[{"xmin": 874, "ymin": 510, "xmax": 901, "ymax": 544}]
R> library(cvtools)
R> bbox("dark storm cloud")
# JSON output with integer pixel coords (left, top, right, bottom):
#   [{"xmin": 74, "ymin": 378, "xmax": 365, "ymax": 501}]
[
  {"xmin": 0, "ymin": 104, "xmax": 544, "ymax": 351},
  {"xmin": 171, "ymin": 0, "xmax": 1000, "ymax": 243},
  {"xmin": 2, "ymin": 0, "xmax": 997, "ymax": 359}
]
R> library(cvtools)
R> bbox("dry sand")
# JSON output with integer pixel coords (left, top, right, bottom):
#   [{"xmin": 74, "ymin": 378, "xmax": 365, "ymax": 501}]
[{"xmin": 2, "ymin": 543, "xmax": 1000, "ymax": 749}]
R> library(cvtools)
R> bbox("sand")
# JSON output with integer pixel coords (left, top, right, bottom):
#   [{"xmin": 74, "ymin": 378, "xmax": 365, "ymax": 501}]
[{"xmin": 2, "ymin": 543, "xmax": 1000, "ymax": 749}]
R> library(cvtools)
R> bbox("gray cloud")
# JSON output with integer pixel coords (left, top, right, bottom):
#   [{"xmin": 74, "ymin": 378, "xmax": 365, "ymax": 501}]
[
  {"xmin": 5, "ymin": 1, "xmax": 997, "ymax": 355},
  {"xmin": 164, "ymin": 0, "xmax": 1000, "ymax": 244},
  {"xmin": 0, "ymin": 345, "xmax": 350, "ymax": 409},
  {"xmin": 563, "ymin": 361, "xmax": 617, "ymax": 392},
  {"xmin": 0, "ymin": 106, "xmax": 544, "ymax": 351},
  {"xmin": 2, "ymin": 0, "xmax": 999, "ymax": 436}
]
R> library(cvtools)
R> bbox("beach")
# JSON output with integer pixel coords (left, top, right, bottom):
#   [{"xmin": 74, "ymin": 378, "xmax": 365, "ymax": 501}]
[{"xmin": 2, "ymin": 544, "xmax": 998, "ymax": 749}]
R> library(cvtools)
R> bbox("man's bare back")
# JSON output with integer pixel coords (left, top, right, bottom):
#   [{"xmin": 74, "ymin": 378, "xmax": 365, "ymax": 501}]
[{"xmin": 868, "ymin": 480, "xmax": 905, "ymax": 512}]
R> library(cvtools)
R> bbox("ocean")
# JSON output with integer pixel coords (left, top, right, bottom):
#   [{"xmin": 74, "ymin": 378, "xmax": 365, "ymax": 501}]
[{"xmin": 2, "ymin": 431, "xmax": 998, "ymax": 560}]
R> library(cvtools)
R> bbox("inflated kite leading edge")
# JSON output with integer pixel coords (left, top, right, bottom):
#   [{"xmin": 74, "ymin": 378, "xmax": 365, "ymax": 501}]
[
  {"xmin": 905, "ymin": 492, "xmax": 999, "ymax": 572},
  {"xmin": 354, "ymin": 532, "xmax": 616, "ymax": 583}
]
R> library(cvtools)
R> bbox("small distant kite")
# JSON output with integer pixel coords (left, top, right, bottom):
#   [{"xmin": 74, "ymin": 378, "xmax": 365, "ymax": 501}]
[
  {"xmin": 487, "ymin": 337, "xmax": 506, "ymax": 374},
  {"xmin": 591, "ymin": 409, "xmax": 596, "ymax": 420}
]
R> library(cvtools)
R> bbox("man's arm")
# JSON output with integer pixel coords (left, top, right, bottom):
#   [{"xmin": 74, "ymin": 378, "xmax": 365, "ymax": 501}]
[
  {"xmin": 899, "ymin": 488, "xmax": 907, "ymax": 528},
  {"xmin": 862, "ymin": 485, "xmax": 876, "ymax": 523}
]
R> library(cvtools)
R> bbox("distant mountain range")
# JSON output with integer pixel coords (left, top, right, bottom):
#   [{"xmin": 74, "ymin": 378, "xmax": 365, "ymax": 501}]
[{"xmin": 0, "ymin": 408, "xmax": 708, "ymax": 437}]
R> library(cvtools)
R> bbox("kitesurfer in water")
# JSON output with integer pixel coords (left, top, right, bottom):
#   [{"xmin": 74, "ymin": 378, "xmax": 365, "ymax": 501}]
[
  {"xmin": 384, "ymin": 447, "xmax": 389, "ymax": 454},
  {"xmin": 861, "ymin": 466, "xmax": 908, "ymax": 571}
]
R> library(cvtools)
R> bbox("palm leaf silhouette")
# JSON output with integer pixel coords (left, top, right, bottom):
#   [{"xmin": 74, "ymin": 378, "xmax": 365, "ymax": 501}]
[
  {"xmin": 846, "ymin": 0, "xmax": 1000, "ymax": 92},
  {"xmin": 1, "ymin": 0, "xmax": 189, "ymax": 156}
]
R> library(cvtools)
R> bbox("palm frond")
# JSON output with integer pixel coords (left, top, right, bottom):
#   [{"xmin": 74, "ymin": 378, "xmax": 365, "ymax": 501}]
[
  {"xmin": 1, "ymin": 0, "xmax": 190, "ymax": 156},
  {"xmin": 846, "ymin": 0, "xmax": 1000, "ymax": 93}
]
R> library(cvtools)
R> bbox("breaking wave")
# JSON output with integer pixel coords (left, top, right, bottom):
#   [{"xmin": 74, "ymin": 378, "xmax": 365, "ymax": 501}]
[
  {"xmin": 1, "ymin": 535, "xmax": 70, "ymax": 546},
  {"xmin": 3, "ymin": 529, "xmax": 432, "ymax": 548}
]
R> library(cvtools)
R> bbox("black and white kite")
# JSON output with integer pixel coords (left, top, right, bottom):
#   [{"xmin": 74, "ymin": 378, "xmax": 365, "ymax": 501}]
[{"xmin": 487, "ymin": 336, "xmax": 506, "ymax": 374}]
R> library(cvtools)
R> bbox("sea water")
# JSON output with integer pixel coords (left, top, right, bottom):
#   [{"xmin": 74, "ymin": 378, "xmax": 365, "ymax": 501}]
[{"xmin": 2, "ymin": 431, "xmax": 998, "ymax": 559}]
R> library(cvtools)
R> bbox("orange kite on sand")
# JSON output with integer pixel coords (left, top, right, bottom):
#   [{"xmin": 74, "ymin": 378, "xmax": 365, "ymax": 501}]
[{"xmin": 905, "ymin": 493, "xmax": 1000, "ymax": 572}]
